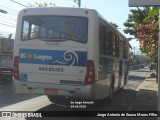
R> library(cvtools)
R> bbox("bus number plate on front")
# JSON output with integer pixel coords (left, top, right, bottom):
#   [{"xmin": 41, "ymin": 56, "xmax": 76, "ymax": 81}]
[{"xmin": 44, "ymin": 88, "xmax": 58, "ymax": 95}]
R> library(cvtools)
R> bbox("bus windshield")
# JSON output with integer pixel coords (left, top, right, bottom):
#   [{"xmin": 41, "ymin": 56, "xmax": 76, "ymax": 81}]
[{"xmin": 22, "ymin": 16, "xmax": 88, "ymax": 43}]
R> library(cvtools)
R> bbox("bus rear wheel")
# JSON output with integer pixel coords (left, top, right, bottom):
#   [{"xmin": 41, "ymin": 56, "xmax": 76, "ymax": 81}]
[{"xmin": 124, "ymin": 74, "xmax": 127, "ymax": 86}]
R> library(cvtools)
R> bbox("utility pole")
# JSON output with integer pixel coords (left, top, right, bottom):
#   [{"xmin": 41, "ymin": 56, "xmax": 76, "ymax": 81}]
[{"xmin": 74, "ymin": 0, "xmax": 81, "ymax": 7}]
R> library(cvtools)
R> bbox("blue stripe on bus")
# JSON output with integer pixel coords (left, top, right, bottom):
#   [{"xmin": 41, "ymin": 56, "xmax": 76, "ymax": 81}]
[{"xmin": 19, "ymin": 49, "xmax": 87, "ymax": 67}]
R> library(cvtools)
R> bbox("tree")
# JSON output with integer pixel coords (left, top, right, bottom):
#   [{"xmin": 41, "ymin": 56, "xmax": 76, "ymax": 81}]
[
  {"xmin": 124, "ymin": 7, "xmax": 158, "ymax": 63},
  {"xmin": 135, "ymin": 7, "xmax": 158, "ymax": 63},
  {"xmin": 123, "ymin": 8, "xmax": 148, "ymax": 37}
]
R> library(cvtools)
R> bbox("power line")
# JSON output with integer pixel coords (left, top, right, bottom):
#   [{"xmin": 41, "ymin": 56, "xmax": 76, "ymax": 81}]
[
  {"xmin": 0, "ymin": 10, "xmax": 18, "ymax": 16},
  {"xmin": 8, "ymin": 12, "xmax": 18, "ymax": 16},
  {"xmin": 10, "ymin": 0, "xmax": 28, "ymax": 7},
  {"xmin": 0, "ymin": 16, "xmax": 16, "ymax": 21},
  {"xmin": 0, "ymin": 8, "xmax": 18, "ymax": 22},
  {"xmin": 0, "ymin": 5, "xmax": 19, "ymax": 12},
  {"xmin": 0, "ymin": 22, "xmax": 16, "ymax": 27},
  {"xmin": 0, "ymin": 32, "xmax": 12, "ymax": 38},
  {"xmin": 0, "ymin": 32, "xmax": 11, "ymax": 35},
  {"xmin": 0, "ymin": 19, "xmax": 16, "ymax": 25}
]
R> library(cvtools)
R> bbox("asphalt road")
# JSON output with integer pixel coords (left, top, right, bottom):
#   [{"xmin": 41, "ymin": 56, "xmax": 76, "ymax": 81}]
[{"xmin": 0, "ymin": 67, "xmax": 150, "ymax": 120}]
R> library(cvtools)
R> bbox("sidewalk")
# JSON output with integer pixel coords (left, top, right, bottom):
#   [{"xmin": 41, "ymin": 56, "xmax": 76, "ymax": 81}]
[{"xmin": 130, "ymin": 70, "xmax": 158, "ymax": 111}]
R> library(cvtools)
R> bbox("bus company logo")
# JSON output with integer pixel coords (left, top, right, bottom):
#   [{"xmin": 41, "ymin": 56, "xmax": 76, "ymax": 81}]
[
  {"xmin": 20, "ymin": 53, "xmax": 34, "ymax": 59},
  {"xmin": 20, "ymin": 53, "xmax": 53, "ymax": 61},
  {"xmin": 52, "ymin": 51, "xmax": 78, "ymax": 66},
  {"xmin": 26, "ymin": 54, "xmax": 34, "ymax": 59}
]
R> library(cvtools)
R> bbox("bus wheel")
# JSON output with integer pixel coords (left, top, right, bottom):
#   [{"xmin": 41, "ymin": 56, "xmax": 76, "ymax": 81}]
[
  {"xmin": 108, "ymin": 76, "xmax": 114, "ymax": 103},
  {"xmin": 120, "ymin": 74, "xmax": 126, "ymax": 90},
  {"xmin": 124, "ymin": 74, "xmax": 127, "ymax": 86}
]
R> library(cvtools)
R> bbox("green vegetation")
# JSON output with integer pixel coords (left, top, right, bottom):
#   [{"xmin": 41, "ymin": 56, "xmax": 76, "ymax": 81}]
[{"xmin": 124, "ymin": 7, "xmax": 158, "ymax": 63}]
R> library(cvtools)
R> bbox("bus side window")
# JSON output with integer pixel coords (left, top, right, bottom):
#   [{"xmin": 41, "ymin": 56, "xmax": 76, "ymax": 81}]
[
  {"xmin": 123, "ymin": 40, "xmax": 128, "ymax": 59},
  {"xmin": 22, "ymin": 21, "xmax": 29, "ymax": 40},
  {"xmin": 104, "ymin": 28, "xmax": 110, "ymax": 55},
  {"xmin": 99, "ymin": 24, "xmax": 105, "ymax": 55},
  {"xmin": 99, "ymin": 23, "xmax": 118, "ymax": 57},
  {"xmin": 112, "ymin": 34, "xmax": 116, "ymax": 57},
  {"xmin": 115, "ymin": 35, "xmax": 120, "ymax": 58},
  {"xmin": 108, "ymin": 31, "xmax": 114, "ymax": 57}
]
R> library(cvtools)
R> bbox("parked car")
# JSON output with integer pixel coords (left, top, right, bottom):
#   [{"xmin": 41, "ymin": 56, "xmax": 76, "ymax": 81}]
[
  {"xmin": 140, "ymin": 64, "xmax": 145, "ymax": 68},
  {"xmin": 133, "ymin": 64, "xmax": 140, "ymax": 70}
]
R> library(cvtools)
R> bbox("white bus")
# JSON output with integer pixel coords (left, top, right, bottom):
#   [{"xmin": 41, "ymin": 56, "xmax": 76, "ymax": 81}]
[{"xmin": 13, "ymin": 7, "xmax": 129, "ymax": 103}]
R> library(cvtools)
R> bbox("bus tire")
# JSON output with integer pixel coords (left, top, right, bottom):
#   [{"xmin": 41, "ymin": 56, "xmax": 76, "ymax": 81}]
[
  {"xmin": 108, "ymin": 75, "xmax": 115, "ymax": 103},
  {"xmin": 120, "ymin": 74, "xmax": 126, "ymax": 90},
  {"xmin": 124, "ymin": 73, "xmax": 127, "ymax": 86}
]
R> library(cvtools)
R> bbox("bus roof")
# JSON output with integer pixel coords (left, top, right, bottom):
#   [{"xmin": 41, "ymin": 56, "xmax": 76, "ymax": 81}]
[{"xmin": 19, "ymin": 7, "xmax": 96, "ymax": 17}]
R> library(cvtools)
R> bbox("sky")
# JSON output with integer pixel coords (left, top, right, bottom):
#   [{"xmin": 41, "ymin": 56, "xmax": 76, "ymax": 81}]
[{"xmin": 0, "ymin": 0, "xmax": 140, "ymax": 49}]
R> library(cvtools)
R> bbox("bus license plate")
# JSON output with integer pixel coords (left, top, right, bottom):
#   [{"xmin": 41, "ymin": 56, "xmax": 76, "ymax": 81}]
[{"xmin": 44, "ymin": 88, "xmax": 58, "ymax": 95}]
